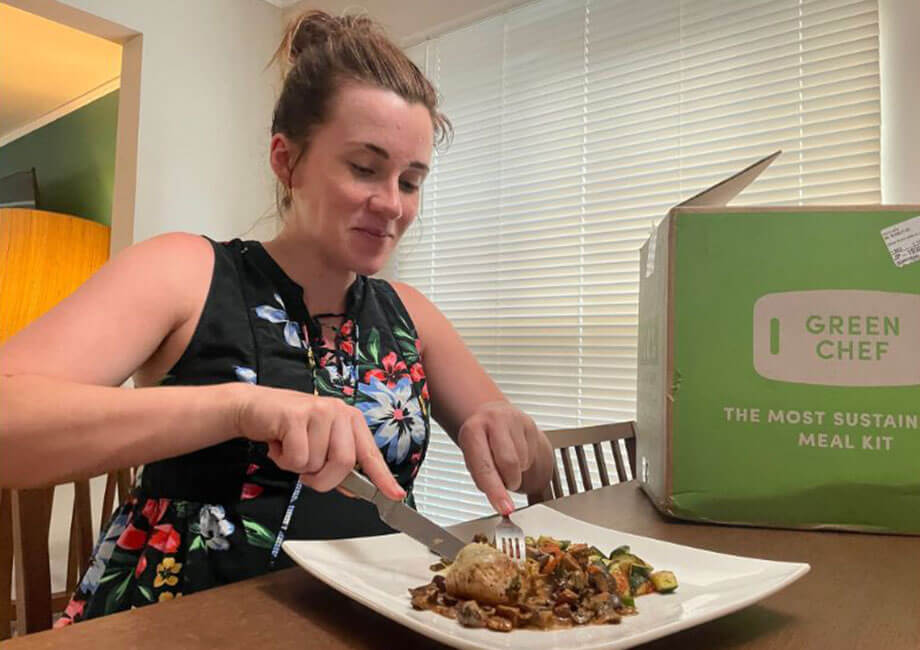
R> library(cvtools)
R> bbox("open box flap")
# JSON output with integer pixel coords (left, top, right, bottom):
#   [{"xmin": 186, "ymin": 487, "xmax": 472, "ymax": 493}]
[{"xmin": 677, "ymin": 150, "xmax": 781, "ymax": 208}]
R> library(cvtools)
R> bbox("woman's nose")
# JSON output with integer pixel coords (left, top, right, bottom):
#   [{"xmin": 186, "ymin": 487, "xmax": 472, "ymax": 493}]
[{"xmin": 368, "ymin": 180, "xmax": 402, "ymax": 219}]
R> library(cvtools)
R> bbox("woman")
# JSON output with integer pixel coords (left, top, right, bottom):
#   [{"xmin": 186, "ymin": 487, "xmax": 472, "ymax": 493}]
[{"xmin": 0, "ymin": 10, "xmax": 553, "ymax": 625}]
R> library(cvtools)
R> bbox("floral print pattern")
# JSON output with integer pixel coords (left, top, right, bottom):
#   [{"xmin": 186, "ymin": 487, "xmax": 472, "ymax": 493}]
[
  {"xmin": 77, "ymin": 509, "xmax": 129, "ymax": 595},
  {"xmin": 254, "ymin": 293, "xmax": 301, "ymax": 347},
  {"xmin": 55, "ymin": 239, "xmax": 430, "ymax": 629},
  {"xmin": 153, "ymin": 558, "xmax": 182, "ymax": 588},
  {"xmin": 358, "ymin": 376, "xmax": 426, "ymax": 464},
  {"xmin": 198, "ymin": 505, "xmax": 235, "ymax": 551}
]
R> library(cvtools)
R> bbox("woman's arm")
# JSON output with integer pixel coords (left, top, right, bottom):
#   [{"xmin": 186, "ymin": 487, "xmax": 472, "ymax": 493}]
[
  {"xmin": 0, "ymin": 374, "xmax": 245, "ymax": 488},
  {"xmin": 0, "ymin": 233, "xmax": 405, "ymax": 499},
  {"xmin": 393, "ymin": 282, "xmax": 554, "ymax": 514},
  {"xmin": 0, "ymin": 232, "xmax": 233, "ymax": 487}
]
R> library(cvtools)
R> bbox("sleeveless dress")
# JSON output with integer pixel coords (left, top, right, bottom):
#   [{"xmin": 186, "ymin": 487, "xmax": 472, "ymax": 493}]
[{"xmin": 55, "ymin": 238, "xmax": 431, "ymax": 626}]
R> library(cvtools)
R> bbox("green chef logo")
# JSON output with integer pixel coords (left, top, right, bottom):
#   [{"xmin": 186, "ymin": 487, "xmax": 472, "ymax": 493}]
[
  {"xmin": 753, "ymin": 290, "xmax": 920, "ymax": 386},
  {"xmin": 803, "ymin": 314, "xmax": 898, "ymax": 361}
]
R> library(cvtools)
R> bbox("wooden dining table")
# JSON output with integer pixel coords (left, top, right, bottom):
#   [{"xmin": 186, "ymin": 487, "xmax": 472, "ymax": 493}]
[{"xmin": 5, "ymin": 481, "xmax": 919, "ymax": 649}]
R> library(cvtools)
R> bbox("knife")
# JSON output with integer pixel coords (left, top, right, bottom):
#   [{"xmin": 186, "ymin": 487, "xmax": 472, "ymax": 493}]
[{"xmin": 340, "ymin": 469, "xmax": 466, "ymax": 561}]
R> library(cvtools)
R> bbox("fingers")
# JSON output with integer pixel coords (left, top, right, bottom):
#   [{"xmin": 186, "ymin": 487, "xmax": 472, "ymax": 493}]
[
  {"xmin": 352, "ymin": 411, "xmax": 406, "ymax": 501},
  {"xmin": 275, "ymin": 417, "xmax": 310, "ymax": 472},
  {"xmin": 509, "ymin": 417, "xmax": 532, "ymax": 472},
  {"xmin": 523, "ymin": 417, "xmax": 540, "ymax": 470},
  {"xmin": 303, "ymin": 405, "xmax": 333, "ymax": 474},
  {"xmin": 486, "ymin": 420, "xmax": 524, "ymax": 493},
  {"xmin": 253, "ymin": 392, "xmax": 406, "ymax": 501},
  {"xmin": 266, "ymin": 440, "xmax": 283, "ymax": 466},
  {"xmin": 460, "ymin": 425, "xmax": 514, "ymax": 515},
  {"xmin": 300, "ymin": 414, "xmax": 355, "ymax": 492}
]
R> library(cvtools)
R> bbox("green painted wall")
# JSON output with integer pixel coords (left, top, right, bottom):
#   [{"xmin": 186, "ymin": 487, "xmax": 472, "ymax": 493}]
[{"xmin": 0, "ymin": 90, "xmax": 118, "ymax": 226}]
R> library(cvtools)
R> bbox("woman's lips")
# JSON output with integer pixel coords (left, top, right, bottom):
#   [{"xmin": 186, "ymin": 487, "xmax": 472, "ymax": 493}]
[{"xmin": 352, "ymin": 227, "xmax": 392, "ymax": 239}]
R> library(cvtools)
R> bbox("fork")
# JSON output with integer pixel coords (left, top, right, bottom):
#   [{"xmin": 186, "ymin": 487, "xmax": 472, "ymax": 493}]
[{"xmin": 494, "ymin": 514, "xmax": 526, "ymax": 565}]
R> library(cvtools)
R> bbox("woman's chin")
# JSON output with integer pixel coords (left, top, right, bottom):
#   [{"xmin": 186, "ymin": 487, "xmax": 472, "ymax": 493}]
[
  {"xmin": 348, "ymin": 254, "xmax": 388, "ymax": 277},
  {"xmin": 345, "ymin": 234, "xmax": 397, "ymax": 275}
]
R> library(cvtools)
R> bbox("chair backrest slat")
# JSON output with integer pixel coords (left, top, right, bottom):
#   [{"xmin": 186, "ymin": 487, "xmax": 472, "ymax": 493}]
[
  {"xmin": 610, "ymin": 439, "xmax": 628, "ymax": 482},
  {"xmin": 574, "ymin": 446, "xmax": 593, "ymax": 491},
  {"xmin": 11, "ymin": 488, "xmax": 53, "ymax": 635},
  {"xmin": 550, "ymin": 465, "xmax": 563, "ymax": 501},
  {"xmin": 592, "ymin": 442, "xmax": 611, "ymax": 486},
  {"xmin": 67, "ymin": 481, "xmax": 93, "ymax": 597},
  {"xmin": 0, "ymin": 490, "xmax": 14, "ymax": 641},
  {"xmin": 528, "ymin": 421, "xmax": 637, "ymax": 505},
  {"xmin": 117, "ymin": 470, "xmax": 132, "ymax": 503},
  {"xmin": 101, "ymin": 473, "xmax": 118, "ymax": 534},
  {"xmin": 625, "ymin": 436, "xmax": 637, "ymax": 480},
  {"xmin": 559, "ymin": 447, "xmax": 578, "ymax": 496}
]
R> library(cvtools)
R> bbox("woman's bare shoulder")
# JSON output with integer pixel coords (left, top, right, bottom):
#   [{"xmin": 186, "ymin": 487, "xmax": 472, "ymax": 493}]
[{"xmin": 0, "ymin": 231, "xmax": 216, "ymax": 386}]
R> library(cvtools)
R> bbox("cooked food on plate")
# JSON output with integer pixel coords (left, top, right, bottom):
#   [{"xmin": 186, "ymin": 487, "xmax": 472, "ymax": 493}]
[{"xmin": 409, "ymin": 534, "xmax": 678, "ymax": 632}]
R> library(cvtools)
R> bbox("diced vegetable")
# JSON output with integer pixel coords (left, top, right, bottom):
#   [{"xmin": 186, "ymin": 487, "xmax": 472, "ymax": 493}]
[
  {"xmin": 633, "ymin": 581, "xmax": 655, "ymax": 596},
  {"xmin": 628, "ymin": 563, "xmax": 652, "ymax": 593},
  {"xmin": 611, "ymin": 547, "xmax": 653, "ymax": 571},
  {"xmin": 650, "ymin": 570, "xmax": 678, "ymax": 593},
  {"xmin": 609, "ymin": 567, "xmax": 631, "ymax": 597},
  {"xmin": 541, "ymin": 554, "xmax": 560, "ymax": 575}
]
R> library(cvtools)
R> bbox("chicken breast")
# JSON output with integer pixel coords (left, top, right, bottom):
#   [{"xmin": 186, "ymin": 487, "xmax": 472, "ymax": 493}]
[{"xmin": 445, "ymin": 543, "xmax": 522, "ymax": 606}]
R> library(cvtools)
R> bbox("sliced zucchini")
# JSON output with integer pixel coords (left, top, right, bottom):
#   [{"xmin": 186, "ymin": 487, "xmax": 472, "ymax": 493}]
[
  {"xmin": 588, "ymin": 545, "xmax": 606, "ymax": 559},
  {"xmin": 628, "ymin": 565, "xmax": 651, "ymax": 593},
  {"xmin": 611, "ymin": 548, "xmax": 653, "ymax": 572},
  {"xmin": 650, "ymin": 570, "xmax": 678, "ymax": 593}
]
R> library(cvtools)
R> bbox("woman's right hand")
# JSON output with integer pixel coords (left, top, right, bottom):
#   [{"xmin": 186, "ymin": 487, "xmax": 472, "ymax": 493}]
[{"xmin": 233, "ymin": 385, "xmax": 405, "ymax": 500}]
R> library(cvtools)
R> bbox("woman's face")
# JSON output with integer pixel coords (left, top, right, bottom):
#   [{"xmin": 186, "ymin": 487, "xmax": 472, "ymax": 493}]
[{"xmin": 272, "ymin": 83, "xmax": 434, "ymax": 276}]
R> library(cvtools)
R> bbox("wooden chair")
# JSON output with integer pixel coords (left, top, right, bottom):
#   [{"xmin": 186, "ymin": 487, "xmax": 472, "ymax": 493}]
[
  {"xmin": 0, "ymin": 468, "xmax": 134, "ymax": 638},
  {"xmin": 528, "ymin": 421, "xmax": 637, "ymax": 505}
]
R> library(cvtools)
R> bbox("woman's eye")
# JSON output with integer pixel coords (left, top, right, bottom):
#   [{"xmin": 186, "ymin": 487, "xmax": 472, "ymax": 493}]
[
  {"xmin": 400, "ymin": 180, "xmax": 419, "ymax": 193},
  {"xmin": 349, "ymin": 163, "xmax": 374, "ymax": 176}
]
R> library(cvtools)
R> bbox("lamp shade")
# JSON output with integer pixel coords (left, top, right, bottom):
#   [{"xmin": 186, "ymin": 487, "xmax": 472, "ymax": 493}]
[{"xmin": 0, "ymin": 208, "xmax": 110, "ymax": 344}]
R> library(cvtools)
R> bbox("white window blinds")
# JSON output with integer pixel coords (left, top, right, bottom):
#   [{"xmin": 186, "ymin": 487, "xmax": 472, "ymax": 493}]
[{"xmin": 401, "ymin": 0, "xmax": 880, "ymax": 525}]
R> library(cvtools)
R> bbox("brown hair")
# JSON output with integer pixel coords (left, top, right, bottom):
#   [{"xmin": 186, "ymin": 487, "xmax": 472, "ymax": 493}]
[{"xmin": 270, "ymin": 10, "xmax": 451, "ymax": 211}]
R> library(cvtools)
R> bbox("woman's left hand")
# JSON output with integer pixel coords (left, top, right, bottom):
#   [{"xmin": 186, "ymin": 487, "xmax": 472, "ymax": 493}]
[{"xmin": 457, "ymin": 401, "xmax": 554, "ymax": 515}]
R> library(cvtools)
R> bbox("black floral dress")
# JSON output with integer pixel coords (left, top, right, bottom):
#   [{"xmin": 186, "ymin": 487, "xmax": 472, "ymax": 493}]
[{"xmin": 56, "ymin": 238, "xmax": 431, "ymax": 626}]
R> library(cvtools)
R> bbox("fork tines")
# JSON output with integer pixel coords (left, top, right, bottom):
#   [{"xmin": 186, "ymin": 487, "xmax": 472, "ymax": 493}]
[
  {"xmin": 499, "ymin": 535, "xmax": 524, "ymax": 562},
  {"xmin": 495, "ymin": 515, "xmax": 526, "ymax": 565}
]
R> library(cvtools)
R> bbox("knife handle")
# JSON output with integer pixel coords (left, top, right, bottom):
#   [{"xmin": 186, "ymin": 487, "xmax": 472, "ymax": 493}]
[{"xmin": 339, "ymin": 469, "xmax": 379, "ymax": 502}]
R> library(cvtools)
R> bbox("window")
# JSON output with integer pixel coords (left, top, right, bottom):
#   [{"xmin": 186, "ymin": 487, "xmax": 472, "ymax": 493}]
[{"xmin": 402, "ymin": 0, "xmax": 880, "ymax": 525}]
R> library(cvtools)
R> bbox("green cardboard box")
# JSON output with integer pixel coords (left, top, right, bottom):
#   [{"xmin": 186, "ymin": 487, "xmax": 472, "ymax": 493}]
[{"xmin": 636, "ymin": 152, "xmax": 920, "ymax": 534}]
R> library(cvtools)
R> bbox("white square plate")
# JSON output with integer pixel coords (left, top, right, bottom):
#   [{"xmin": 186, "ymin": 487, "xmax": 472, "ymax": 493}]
[{"xmin": 283, "ymin": 505, "xmax": 809, "ymax": 649}]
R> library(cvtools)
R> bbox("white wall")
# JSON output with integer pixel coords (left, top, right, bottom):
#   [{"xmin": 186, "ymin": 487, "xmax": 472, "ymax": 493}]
[
  {"xmin": 880, "ymin": 0, "xmax": 920, "ymax": 204},
  {"xmin": 284, "ymin": 0, "xmax": 532, "ymax": 47},
  {"xmin": 61, "ymin": 0, "xmax": 283, "ymax": 242}
]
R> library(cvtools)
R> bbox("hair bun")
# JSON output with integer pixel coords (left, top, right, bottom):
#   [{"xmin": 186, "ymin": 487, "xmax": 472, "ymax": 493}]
[
  {"xmin": 277, "ymin": 11, "xmax": 378, "ymax": 71},
  {"xmin": 286, "ymin": 11, "xmax": 339, "ymax": 62}
]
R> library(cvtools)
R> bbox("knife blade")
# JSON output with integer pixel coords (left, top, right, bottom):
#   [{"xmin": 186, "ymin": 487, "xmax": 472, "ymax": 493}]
[{"xmin": 340, "ymin": 470, "xmax": 466, "ymax": 561}]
